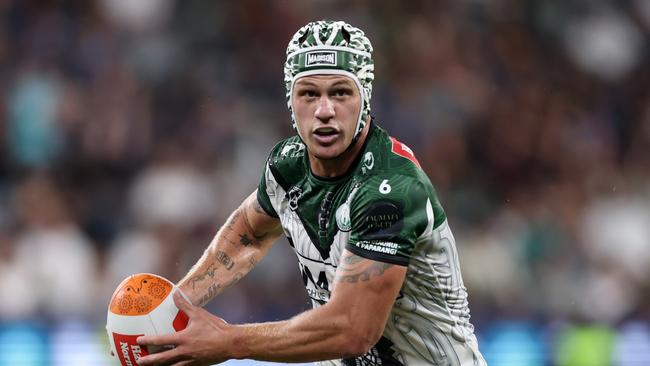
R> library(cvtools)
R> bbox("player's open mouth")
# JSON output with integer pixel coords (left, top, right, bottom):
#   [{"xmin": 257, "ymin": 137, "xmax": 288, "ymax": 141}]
[{"xmin": 313, "ymin": 127, "xmax": 340, "ymax": 144}]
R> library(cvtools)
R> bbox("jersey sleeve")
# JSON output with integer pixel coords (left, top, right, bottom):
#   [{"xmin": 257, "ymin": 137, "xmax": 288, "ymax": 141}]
[
  {"xmin": 256, "ymin": 160, "xmax": 279, "ymax": 218},
  {"xmin": 346, "ymin": 175, "xmax": 430, "ymax": 266}
]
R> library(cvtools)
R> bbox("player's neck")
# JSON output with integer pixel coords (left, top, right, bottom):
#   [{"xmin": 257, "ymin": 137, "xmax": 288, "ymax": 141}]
[{"xmin": 308, "ymin": 121, "xmax": 371, "ymax": 179}]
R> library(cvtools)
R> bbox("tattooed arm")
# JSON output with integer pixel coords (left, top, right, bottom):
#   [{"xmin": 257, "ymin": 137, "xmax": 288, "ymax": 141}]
[
  {"xmin": 178, "ymin": 190, "xmax": 283, "ymax": 306},
  {"xmin": 228, "ymin": 250, "xmax": 407, "ymax": 361},
  {"xmin": 137, "ymin": 249, "xmax": 407, "ymax": 365}
]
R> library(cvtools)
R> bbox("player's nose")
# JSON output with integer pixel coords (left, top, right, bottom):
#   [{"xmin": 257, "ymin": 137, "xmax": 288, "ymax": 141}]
[{"xmin": 315, "ymin": 96, "xmax": 335, "ymax": 121}]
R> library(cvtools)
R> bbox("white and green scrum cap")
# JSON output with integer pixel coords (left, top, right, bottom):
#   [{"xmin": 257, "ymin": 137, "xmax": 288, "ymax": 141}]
[{"xmin": 284, "ymin": 20, "xmax": 375, "ymax": 140}]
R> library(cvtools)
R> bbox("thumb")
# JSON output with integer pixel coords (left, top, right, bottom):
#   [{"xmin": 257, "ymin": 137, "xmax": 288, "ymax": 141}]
[{"xmin": 173, "ymin": 289, "xmax": 196, "ymax": 314}]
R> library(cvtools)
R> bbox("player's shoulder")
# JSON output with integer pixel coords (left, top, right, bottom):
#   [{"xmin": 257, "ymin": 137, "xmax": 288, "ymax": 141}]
[
  {"xmin": 353, "ymin": 124, "xmax": 441, "ymax": 209},
  {"xmin": 267, "ymin": 135, "xmax": 306, "ymax": 164},
  {"xmin": 347, "ymin": 161, "xmax": 434, "ymax": 243},
  {"xmin": 362, "ymin": 124, "xmax": 427, "ymax": 184},
  {"xmin": 353, "ymin": 168, "xmax": 431, "ymax": 208},
  {"xmin": 351, "ymin": 124, "xmax": 448, "ymax": 228},
  {"xmin": 264, "ymin": 135, "xmax": 308, "ymax": 189}
]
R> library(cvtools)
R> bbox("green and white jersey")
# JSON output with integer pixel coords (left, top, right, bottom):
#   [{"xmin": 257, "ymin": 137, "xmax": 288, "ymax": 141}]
[{"xmin": 257, "ymin": 124, "xmax": 485, "ymax": 366}]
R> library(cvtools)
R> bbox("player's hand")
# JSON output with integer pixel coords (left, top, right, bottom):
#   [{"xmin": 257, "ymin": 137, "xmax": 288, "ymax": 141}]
[{"xmin": 136, "ymin": 291, "xmax": 232, "ymax": 366}]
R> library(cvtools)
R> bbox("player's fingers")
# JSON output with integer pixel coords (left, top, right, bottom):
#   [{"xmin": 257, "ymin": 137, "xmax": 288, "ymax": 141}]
[
  {"xmin": 137, "ymin": 332, "xmax": 179, "ymax": 347},
  {"xmin": 169, "ymin": 361, "xmax": 195, "ymax": 366},
  {"xmin": 135, "ymin": 346, "xmax": 185, "ymax": 366}
]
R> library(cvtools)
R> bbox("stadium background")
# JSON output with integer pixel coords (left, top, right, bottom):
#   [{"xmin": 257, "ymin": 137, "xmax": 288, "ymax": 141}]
[{"xmin": 0, "ymin": 0, "xmax": 649, "ymax": 365}]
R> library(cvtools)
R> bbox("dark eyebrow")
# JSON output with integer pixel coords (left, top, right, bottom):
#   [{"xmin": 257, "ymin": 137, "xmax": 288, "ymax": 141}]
[
  {"xmin": 295, "ymin": 80, "xmax": 318, "ymax": 87},
  {"xmin": 294, "ymin": 78, "xmax": 355, "ymax": 89}
]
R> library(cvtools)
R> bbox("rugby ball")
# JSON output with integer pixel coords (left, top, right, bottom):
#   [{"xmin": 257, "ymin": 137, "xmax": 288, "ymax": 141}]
[{"xmin": 106, "ymin": 273, "xmax": 189, "ymax": 366}]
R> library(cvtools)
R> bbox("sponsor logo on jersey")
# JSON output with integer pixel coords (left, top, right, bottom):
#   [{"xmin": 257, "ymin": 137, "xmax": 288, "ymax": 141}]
[
  {"xmin": 299, "ymin": 261, "xmax": 332, "ymax": 303},
  {"xmin": 360, "ymin": 200, "xmax": 404, "ymax": 240},
  {"xmin": 342, "ymin": 337, "xmax": 403, "ymax": 366},
  {"xmin": 355, "ymin": 240, "xmax": 400, "ymax": 255},
  {"xmin": 362, "ymin": 152, "xmax": 374, "ymax": 174},
  {"xmin": 287, "ymin": 186, "xmax": 303, "ymax": 211},
  {"xmin": 336, "ymin": 202, "xmax": 351, "ymax": 232},
  {"xmin": 390, "ymin": 137, "xmax": 420, "ymax": 168},
  {"xmin": 306, "ymin": 51, "xmax": 337, "ymax": 67},
  {"xmin": 281, "ymin": 142, "xmax": 305, "ymax": 157}
]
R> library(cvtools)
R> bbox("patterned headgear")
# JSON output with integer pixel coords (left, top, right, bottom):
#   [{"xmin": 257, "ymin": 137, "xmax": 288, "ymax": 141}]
[{"xmin": 284, "ymin": 20, "xmax": 374, "ymax": 140}]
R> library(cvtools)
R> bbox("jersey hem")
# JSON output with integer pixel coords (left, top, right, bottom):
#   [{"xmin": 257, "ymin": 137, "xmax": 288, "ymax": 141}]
[
  {"xmin": 256, "ymin": 189, "xmax": 279, "ymax": 218},
  {"xmin": 345, "ymin": 243, "xmax": 410, "ymax": 266}
]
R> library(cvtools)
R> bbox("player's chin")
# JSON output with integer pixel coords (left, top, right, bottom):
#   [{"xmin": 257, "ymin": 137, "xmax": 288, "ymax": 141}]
[
  {"xmin": 306, "ymin": 138, "xmax": 341, "ymax": 158},
  {"xmin": 309, "ymin": 144, "xmax": 346, "ymax": 160}
]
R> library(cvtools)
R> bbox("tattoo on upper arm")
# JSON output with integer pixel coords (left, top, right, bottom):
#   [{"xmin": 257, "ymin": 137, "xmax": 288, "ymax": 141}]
[
  {"xmin": 240, "ymin": 203, "xmax": 273, "ymax": 246},
  {"xmin": 222, "ymin": 207, "xmax": 260, "ymax": 247},
  {"xmin": 225, "ymin": 210, "xmax": 242, "ymax": 233},
  {"xmin": 224, "ymin": 196, "xmax": 280, "ymax": 248},
  {"xmin": 343, "ymin": 254, "xmax": 364, "ymax": 265},
  {"xmin": 239, "ymin": 233, "xmax": 254, "ymax": 246},
  {"xmin": 334, "ymin": 253, "xmax": 394, "ymax": 283},
  {"xmin": 253, "ymin": 198, "xmax": 267, "ymax": 214}
]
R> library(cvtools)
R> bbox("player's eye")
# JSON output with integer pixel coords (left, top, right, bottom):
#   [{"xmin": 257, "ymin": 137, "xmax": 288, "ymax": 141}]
[
  {"xmin": 331, "ymin": 88, "xmax": 352, "ymax": 98},
  {"xmin": 298, "ymin": 89, "xmax": 318, "ymax": 99}
]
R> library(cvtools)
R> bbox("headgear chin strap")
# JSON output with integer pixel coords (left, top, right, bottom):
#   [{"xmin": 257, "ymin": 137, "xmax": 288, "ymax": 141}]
[{"xmin": 284, "ymin": 21, "xmax": 375, "ymax": 141}]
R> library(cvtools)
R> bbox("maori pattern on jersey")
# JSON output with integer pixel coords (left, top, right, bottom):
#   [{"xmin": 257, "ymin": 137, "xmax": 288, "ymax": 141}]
[
  {"xmin": 342, "ymin": 337, "xmax": 403, "ymax": 366},
  {"xmin": 258, "ymin": 124, "xmax": 485, "ymax": 365}
]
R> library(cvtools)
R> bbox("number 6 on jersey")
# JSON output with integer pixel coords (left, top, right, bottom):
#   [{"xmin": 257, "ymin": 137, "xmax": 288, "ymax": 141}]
[{"xmin": 379, "ymin": 179, "xmax": 391, "ymax": 194}]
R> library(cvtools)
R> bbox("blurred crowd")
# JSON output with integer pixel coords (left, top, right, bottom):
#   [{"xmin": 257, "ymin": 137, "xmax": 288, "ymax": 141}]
[{"xmin": 0, "ymin": 0, "xmax": 649, "ymax": 365}]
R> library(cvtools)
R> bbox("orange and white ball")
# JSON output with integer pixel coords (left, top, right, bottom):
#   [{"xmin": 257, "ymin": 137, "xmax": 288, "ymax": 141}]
[{"xmin": 106, "ymin": 273, "xmax": 188, "ymax": 366}]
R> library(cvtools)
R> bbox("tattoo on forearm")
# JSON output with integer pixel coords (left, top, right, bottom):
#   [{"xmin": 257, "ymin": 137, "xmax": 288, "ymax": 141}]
[
  {"xmin": 246, "ymin": 256, "xmax": 257, "ymax": 272},
  {"xmin": 198, "ymin": 283, "xmax": 221, "ymax": 306},
  {"xmin": 196, "ymin": 256, "xmax": 258, "ymax": 305},
  {"xmin": 189, "ymin": 263, "xmax": 218, "ymax": 289},
  {"xmin": 228, "ymin": 272, "xmax": 244, "ymax": 287},
  {"xmin": 335, "ymin": 254, "xmax": 393, "ymax": 283},
  {"xmin": 216, "ymin": 250, "xmax": 234, "ymax": 270}
]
